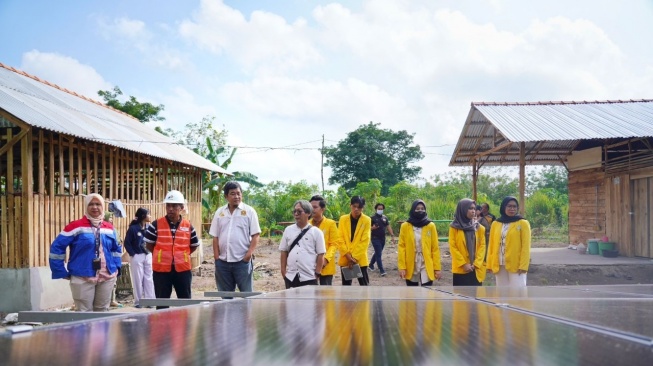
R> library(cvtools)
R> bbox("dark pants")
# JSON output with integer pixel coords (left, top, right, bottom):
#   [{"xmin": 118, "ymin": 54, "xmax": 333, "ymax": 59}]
[
  {"xmin": 284, "ymin": 273, "xmax": 318, "ymax": 289},
  {"xmin": 319, "ymin": 275, "xmax": 333, "ymax": 285},
  {"xmin": 341, "ymin": 266, "xmax": 369, "ymax": 286},
  {"xmin": 405, "ymin": 279, "xmax": 433, "ymax": 287},
  {"xmin": 153, "ymin": 267, "xmax": 192, "ymax": 309},
  {"xmin": 453, "ymin": 272, "xmax": 482, "ymax": 286},
  {"xmin": 369, "ymin": 238, "xmax": 385, "ymax": 273}
]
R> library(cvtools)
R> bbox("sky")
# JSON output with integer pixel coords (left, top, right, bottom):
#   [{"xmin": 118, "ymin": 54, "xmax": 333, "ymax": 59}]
[{"xmin": 1, "ymin": 0, "xmax": 652, "ymax": 189}]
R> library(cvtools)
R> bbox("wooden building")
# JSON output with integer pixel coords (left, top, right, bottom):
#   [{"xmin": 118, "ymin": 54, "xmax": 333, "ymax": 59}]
[
  {"xmin": 450, "ymin": 100, "xmax": 653, "ymax": 258},
  {"xmin": 0, "ymin": 63, "xmax": 229, "ymax": 312}
]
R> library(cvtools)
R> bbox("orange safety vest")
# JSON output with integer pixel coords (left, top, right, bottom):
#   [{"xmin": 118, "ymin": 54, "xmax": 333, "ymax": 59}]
[{"xmin": 152, "ymin": 217, "xmax": 192, "ymax": 272}]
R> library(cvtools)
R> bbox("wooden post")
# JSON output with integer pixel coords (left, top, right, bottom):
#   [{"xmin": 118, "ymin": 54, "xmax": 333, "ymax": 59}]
[
  {"xmin": 471, "ymin": 157, "xmax": 478, "ymax": 201},
  {"xmin": 519, "ymin": 142, "xmax": 526, "ymax": 215},
  {"xmin": 21, "ymin": 129, "xmax": 34, "ymax": 267}
]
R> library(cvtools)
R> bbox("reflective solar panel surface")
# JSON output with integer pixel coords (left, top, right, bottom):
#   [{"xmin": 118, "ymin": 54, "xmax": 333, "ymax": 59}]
[
  {"xmin": 434, "ymin": 285, "xmax": 651, "ymax": 299},
  {"xmin": 560, "ymin": 284, "xmax": 653, "ymax": 297},
  {"xmin": 1, "ymin": 285, "xmax": 653, "ymax": 365}
]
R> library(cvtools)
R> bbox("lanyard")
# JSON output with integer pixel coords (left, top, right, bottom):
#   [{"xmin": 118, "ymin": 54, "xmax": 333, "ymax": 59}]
[{"xmin": 88, "ymin": 218, "xmax": 102, "ymax": 257}]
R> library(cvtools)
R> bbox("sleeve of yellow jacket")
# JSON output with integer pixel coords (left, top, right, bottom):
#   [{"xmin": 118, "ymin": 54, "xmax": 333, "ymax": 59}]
[
  {"xmin": 397, "ymin": 222, "xmax": 412, "ymax": 274},
  {"xmin": 323, "ymin": 219, "xmax": 342, "ymax": 276},
  {"xmin": 427, "ymin": 223, "xmax": 441, "ymax": 272}
]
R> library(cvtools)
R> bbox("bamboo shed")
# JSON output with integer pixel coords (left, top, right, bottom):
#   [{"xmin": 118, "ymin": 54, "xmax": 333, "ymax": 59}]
[
  {"xmin": 450, "ymin": 100, "xmax": 653, "ymax": 258},
  {"xmin": 0, "ymin": 63, "xmax": 229, "ymax": 312}
]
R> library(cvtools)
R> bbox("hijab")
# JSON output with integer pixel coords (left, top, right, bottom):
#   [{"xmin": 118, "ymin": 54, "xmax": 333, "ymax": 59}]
[
  {"xmin": 496, "ymin": 196, "xmax": 524, "ymax": 223},
  {"xmin": 84, "ymin": 193, "xmax": 105, "ymax": 227},
  {"xmin": 407, "ymin": 199, "xmax": 431, "ymax": 228},
  {"xmin": 450, "ymin": 198, "xmax": 478, "ymax": 263}
]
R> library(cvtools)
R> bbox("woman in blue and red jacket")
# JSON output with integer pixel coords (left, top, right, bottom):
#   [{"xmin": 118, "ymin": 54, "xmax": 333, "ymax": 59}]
[{"xmin": 49, "ymin": 193, "xmax": 122, "ymax": 311}]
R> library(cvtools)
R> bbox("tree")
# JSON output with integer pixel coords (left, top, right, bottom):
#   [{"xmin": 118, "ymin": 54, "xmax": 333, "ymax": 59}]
[
  {"xmin": 325, "ymin": 122, "xmax": 424, "ymax": 194},
  {"xmin": 98, "ymin": 86, "xmax": 165, "ymax": 123}
]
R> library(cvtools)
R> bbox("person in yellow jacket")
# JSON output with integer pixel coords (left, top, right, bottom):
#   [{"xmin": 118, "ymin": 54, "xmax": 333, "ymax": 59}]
[
  {"xmin": 487, "ymin": 196, "xmax": 531, "ymax": 287},
  {"xmin": 398, "ymin": 199, "xmax": 441, "ymax": 286},
  {"xmin": 337, "ymin": 196, "xmax": 371, "ymax": 286},
  {"xmin": 449, "ymin": 198, "xmax": 486, "ymax": 286},
  {"xmin": 310, "ymin": 195, "xmax": 343, "ymax": 285}
]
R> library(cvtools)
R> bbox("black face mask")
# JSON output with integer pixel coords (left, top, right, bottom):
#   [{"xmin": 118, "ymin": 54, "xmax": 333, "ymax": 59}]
[{"xmin": 412, "ymin": 211, "xmax": 427, "ymax": 219}]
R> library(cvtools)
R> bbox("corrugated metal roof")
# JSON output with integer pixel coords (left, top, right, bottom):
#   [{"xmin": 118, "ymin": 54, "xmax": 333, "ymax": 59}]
[
  {"xmin": 449, "ymin": 100, "xmax": 653, "ymax": 167},
  {"xmin": 0, "ymin": 63, "xmax": 230, "ymax": 174}
]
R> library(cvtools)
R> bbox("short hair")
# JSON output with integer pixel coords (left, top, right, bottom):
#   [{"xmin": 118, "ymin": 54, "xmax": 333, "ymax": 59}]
[
  {"xmin": 482, "ymin": 203, "xmax": 490, "ymax": 209},
  {"xmin": 374, "ymin": 203, "xmax": 385, "ymax": 210},
  {"xmin": 309, "ymin": 195, "xmax": 326, "ymax": 209},
  {"xmin": 223, "ymin": 181, "xmax": 242, "ymax": 196},
  {"xmin": 351, "ymin": 196, "xmax": 365, "ymax": 207},
  {"xmin": 294, "ymin": 200, "xmax": 313, "ymax": 216},
  {"xmin": 476, "ymin": 205, "xmax": 482, "ymax": 210}
]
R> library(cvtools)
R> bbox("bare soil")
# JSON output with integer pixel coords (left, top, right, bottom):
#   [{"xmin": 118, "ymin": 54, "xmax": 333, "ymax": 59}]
[{"xmin": 190, "ymin": 237, "xmax": 653, "ymax": 295}]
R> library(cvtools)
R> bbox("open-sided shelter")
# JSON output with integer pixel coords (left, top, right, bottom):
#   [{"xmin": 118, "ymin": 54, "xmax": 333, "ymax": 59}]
[
  {"xmin": 450, "ymin": 100, "xmax": 653, "ymax": 258},
  {"xmin": 0, "ymin": 63, "xmax": 230, "ymax": 311}
]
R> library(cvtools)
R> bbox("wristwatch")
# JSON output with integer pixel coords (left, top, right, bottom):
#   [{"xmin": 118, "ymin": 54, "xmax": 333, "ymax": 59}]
[{"xmin": 315, "ymin": 272, "xmax": 321, "ymax": 277}]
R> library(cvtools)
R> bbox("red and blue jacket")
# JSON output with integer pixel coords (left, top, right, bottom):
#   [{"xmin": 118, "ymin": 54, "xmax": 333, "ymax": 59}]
[{"xmin": 49, "ymin": 217, "xmax": 122, "ymax": 279}]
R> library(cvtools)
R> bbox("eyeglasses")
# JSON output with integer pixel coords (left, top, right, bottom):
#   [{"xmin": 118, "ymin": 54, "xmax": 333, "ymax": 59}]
[
  {"xmin": 506, "ymin": 205, "xmax": 518, "ymax": 209},
  {"xmin": 292, "ymin": 210, "xmax": 305, "ymax": 215}
]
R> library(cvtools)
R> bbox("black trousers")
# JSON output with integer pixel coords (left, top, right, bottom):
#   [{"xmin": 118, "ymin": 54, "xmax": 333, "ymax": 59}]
[
  {"xmin": 341, "ymin": 266, "xmax": 369, "ymax": 286},
  {"xmin": 319, "ymin": 275, "xmax": 333, "ymax": 285},
  {"xmin": 453, "ymin": 272, "xmax": 482, "ymax": 286},
  {"xmin": 405, "ymin": 279, "xmax": 433, "ymax": 287},
  {"xmin": 153, "ymin": 267, "xmax": 192, "ymax": 309},
  {"xmin": 284, "ymin": 273, "xmax": 318, "ymax": 289}
]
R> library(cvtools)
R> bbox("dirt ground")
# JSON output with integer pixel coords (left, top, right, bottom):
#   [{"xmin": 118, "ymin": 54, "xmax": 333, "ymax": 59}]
[{"xmin": 189, "ymin": 237, "xmax": 653, "ymax": 296}]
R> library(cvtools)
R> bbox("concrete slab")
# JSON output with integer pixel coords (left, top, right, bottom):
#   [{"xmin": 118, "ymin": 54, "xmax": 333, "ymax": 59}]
[{"xmin": 530, "ymin": 247, "xmax": 653, "ymax": 265}]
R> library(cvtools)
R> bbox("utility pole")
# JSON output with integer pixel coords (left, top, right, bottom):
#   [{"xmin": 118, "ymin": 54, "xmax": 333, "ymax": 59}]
[{"xmin": 321, "ymin": 134, "xmax": 325, "ymax": 194}]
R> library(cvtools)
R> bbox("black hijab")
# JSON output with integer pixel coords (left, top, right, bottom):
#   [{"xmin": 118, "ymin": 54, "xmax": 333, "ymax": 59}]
[
  {"xmin": 496, "ymin": 196, "xmax": 524, "ymax": 223},
  {"xmin": 407, "ymin": 199, "xmax": 431, "ymax": 228}
]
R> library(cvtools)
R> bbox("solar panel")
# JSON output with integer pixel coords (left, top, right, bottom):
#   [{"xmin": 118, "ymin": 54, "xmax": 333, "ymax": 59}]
[{"xmin": 1, "ymin": 286, "xmax": 652, "ymax": 365}]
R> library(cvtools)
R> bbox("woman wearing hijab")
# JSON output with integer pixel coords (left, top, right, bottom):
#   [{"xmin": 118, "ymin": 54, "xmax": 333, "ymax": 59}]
[
  {"xmin": 487, "ymin": 196, "xmax": 531, "ymax": 287},
  {"xmin": 398, "ymin": 200, "xmax": 442, "ymax": 286},
  {"xmin": 49, "ymin": 194, "xmax": 122, "ymax": 311},
  {"xmin": 124, "ymin": 208, "xmax": 155, "ymax": 308},
  {"xmin": 449, "ymin": 198, "xmax": 486, "ymax": 286}
]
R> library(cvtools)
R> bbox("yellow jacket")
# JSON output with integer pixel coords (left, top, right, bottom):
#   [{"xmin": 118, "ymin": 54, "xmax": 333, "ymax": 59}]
[
  {"xmin": 397, "ymin": 222, "xmax": 441, "ymax": 281},
  {"xmin": 487, "ymin": 219, "xmax": 531, "ymax": 273},
  {"xmin": 338, "ymin": 214, "xmax": 371, "ymax": 267},
  {"xmin": 449, "ymin": 226, "xmax": 486, "ymax": 282},
  {"xmin": 310, "ymin": 217, "xmax": 342, "ymax": 276}
]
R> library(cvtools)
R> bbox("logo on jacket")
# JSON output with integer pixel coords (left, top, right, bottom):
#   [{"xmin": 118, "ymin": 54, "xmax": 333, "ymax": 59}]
[{"xmin": 241, "ymin": 210, "xmax": 247, "ymax": 216}]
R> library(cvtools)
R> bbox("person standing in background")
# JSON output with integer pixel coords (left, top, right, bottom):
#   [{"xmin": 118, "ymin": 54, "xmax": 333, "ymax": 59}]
[
  {"xmin": 124, "ymin": 207, "xmax": 155, "ymax": 308},
  {"xmin": 397, "ymin": 200, "xmax": 441, "ymax": 286},
  {"xmin": 449, "ymin": 199, "xmax": 486, "ymax": 286},
  {"xmin": 144, "ymin": 190, "xmax": 199, "ymax": 308},
  {"xmin": 338, "ymin": 196, "xmax": 371, "ymax": 286},
  {"xmin": 487, "ymin": 196, "xmax": 531, "ymax": 287},
  {"xmin": 210, "ymin": 181, "xmax": 261, "ymax": 292},
  {"xmin": 49, "ymin": 194, "xmax": 122, "ymax": 311},
  {"xmin": 369, "ymin": 203, "xmax": 395, "ymax": 277},
  {"xmin": 309, "ymin": 195, "xmax": 342, "ymax": 285}
]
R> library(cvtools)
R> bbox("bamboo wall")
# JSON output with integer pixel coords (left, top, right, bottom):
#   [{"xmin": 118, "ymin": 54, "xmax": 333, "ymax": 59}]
[{"xmin": 0, "ymin": 126, "xmax": 206, "ymax": 269}]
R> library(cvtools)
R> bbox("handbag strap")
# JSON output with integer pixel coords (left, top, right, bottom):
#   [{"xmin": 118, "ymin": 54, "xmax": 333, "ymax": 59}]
[{"xmin": 288, "ymin": 225, "xmax": 312, "ymax": 254}]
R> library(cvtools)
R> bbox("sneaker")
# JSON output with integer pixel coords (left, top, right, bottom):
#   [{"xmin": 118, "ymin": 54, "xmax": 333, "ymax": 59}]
[
  {"xmin": 110, "ymin": 301, "xmax": 122, "ymax": 308},
  {"xmin": 380, "ymin": 272, "xmax": 387, "ymax": 277},
  {"xmin": 369, "ymin": 266, "xmax": 376, "ymax": 271}
]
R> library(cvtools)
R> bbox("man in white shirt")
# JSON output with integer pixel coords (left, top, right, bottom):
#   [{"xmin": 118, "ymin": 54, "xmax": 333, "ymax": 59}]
[
  {"xmin": 279, "ymin": 200, "xmax": 326, "ymax": 289},
  {"xmin": 210, "ymin": 181, "xmax": 261, "ymax": 292}
]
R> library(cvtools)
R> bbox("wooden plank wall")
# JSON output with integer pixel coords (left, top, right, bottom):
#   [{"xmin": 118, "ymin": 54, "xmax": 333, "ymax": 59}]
[
  {"xmin": 0, "ymin": 127, "xmax": 206, "ymax": 269},
  {"xmin": 605, "ymin": 173, "xmax": 632, "ymax": 256},
  {"xmin": 568, "ymin": 168, "xmax": 606, "ymax": 245}
]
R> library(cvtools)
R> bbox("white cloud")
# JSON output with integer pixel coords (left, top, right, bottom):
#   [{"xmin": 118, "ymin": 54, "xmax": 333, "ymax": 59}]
[
  {"xmin": 178, "ymin": 0, "xmax": 322, "ymax": 74},
  {"xmin": 97, "ymin": 16, "xmax": 188, "ymax": 70},
  {"xmin": 20, "ymin": 51, "xmax": 112, "ymax": 100}
]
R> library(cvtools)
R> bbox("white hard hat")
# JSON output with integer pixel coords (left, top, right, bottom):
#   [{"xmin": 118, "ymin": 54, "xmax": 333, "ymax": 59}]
[{"xmin": 164, "ymin": 190, "xmax": 185, "ymax": 204}]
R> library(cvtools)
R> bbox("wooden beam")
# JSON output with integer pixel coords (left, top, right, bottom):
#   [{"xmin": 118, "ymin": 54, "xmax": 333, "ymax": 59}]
[
  {"xmin": 471, "ymin": 157, "xmax": 478, "ymax": 201},
  {"xmin": 0, "ymin": 129, "xmax": 28, "ymax": 157},
  {"xmin": 475, "ymin": 141, "xmax": 514, "ymax": 159},
  {"xmin": 21, "ymin": 129, "xmax": 34, "ymax": 267},
  {"xmin": 38, "ymin": 130, "xmax": 45, "ymax": 194},
  {"xmin": 519, "ymin": 142, "xmax": 526, "ymax": 215}
]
